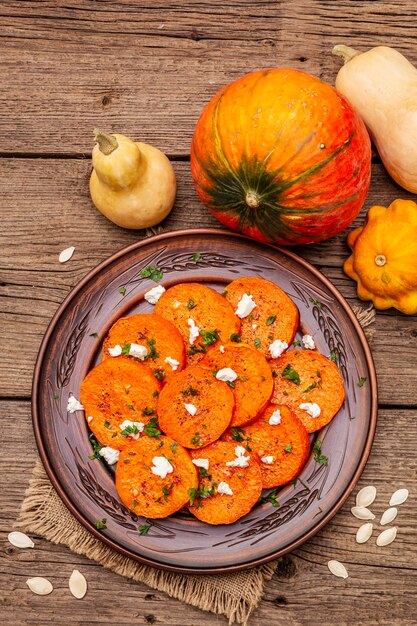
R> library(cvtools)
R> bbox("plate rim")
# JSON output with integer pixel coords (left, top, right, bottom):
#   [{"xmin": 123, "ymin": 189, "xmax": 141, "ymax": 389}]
[{"xmin": 32, "ymin": 228, "xmax": 378, "ymax": 574}]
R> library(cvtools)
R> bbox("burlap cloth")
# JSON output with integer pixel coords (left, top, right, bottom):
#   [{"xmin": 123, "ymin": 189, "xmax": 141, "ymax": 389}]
[{"xmin": 16, "ymin": 305, "xmax": 376, "ymax": 625}]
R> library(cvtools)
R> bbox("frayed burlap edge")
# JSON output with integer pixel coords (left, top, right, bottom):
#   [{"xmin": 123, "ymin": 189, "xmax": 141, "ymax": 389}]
[
  {"xmin": 16, "ymin": 304, "xmax": 375, "ymax": 625},
  {"xmin": 17, "ymin": 460, "xmax": 275, "ymax": 625}
]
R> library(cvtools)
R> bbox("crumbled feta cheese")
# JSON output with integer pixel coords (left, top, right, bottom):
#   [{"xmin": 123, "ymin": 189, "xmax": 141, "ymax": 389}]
[
  {"xmin": 217, "ymin": 481, "xmax": 233, "ymax": 496},
  {"xmin": 99, "ymin": 446, "xmax": 120, "ymax": 465},
  {"xmin": 219, "ymin": 345, "xmax": 225, "ymax": 353},
  {"xmin": 184, "ymin": 403, "xmax": 197, "ymax": 416},
  {"xmin": 269, "ymin": 409, "xmax": 282, "ymax": 425},
  {"xmin": 192, "ymin": 458, "xmax": 209, "ymax": 470},
  {"xmin": 269, "ymin": 340, "xmax": 288, "ymax": 358},
  {"xmin": 119, "ymin": 420, "xmax": 145, "ymax": 439},
  {"xmin": 252, "ymin": 323, "xmax": 258, "ymax": 330},
  {"xmin": 216, "ymin": 368, "xmax": 238, "ymax": 382},
  {"xmin": 144, "ymin": 284, "xmax": 166, "ymax": 304},
  {"xmin": 226, "ymin": 445, "xmax": 250, "ymax": 467},
  {"xmin": 188, "ymin": 318, "xmax": 200, "ymax": 345},
  {"xmin": 108, "ymin": 344, "xmax": 122, "ymax": 357},
  {"xmin": 67, "ymin": 395, "xmax": 84, "ymax": 413},
  {"xmin": 235, "ymin": 293, "xmax": 257, "ymax": 318},
  {"xmin": 261, "ymin": 455, "xmax": 274, "ymax": 464},
  {"xmin": 129, "ymin": 343, "xmax": 148, "ymax": 360},
  {"xmin": 151, "ymin": 456, "xmax": 174, "ymax": 479},
  {"xmin": 299, "ymin": 402, "xmax": 321, "ymax": 418},
  {"xmin": 302, "ymin": 334, "xmax": 316, "ymax": 350},
  {"xmin": 87, "ymin": 415, "xmax": 94, "ymax": 423},
  {"xmin": 165, "ymin": 356, "xmax": 180, "ymax": 370}
]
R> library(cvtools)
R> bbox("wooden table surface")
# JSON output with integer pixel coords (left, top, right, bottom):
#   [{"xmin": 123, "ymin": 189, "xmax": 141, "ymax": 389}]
[{"xmin": 1, "ymin": 2, "xmax": 416, "ymax": 624}]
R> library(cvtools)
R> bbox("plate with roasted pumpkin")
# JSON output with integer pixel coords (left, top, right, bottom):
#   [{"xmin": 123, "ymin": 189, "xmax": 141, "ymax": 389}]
[{"xmin": 32, "ymin": 229, "xmax": 377, "ymax": 573}]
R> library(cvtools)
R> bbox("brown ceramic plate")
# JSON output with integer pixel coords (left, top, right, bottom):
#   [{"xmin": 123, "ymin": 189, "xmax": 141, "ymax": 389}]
[{"xmin": 33, "ymin": 229, "xmax": 377, "ymax": 574}]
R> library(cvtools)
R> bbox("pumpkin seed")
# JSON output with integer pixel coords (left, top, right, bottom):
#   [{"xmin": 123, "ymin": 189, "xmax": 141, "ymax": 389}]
[
  {"xmin": 8, "ymin": 531, "xmax": 34, "ymax": 549},
  {"xmin": 26, "ymin": 577, "xmax": 53, "ymax": 595},
  {"xmin": 389, "ymin": 488, "xmax": 409, "ymax": 507},
  {"xmin": 327, "ymin": 560, "xmax": 348, "ymax": 579},
  {"xmin": 356, "ymin": 522, "xmax": 373, "ymax": 544},
  {"xmin": 69, "ymin": 569, "xmax": 87, "ymax": 599},
  {"xmin": 380, "ymin": 507, "xmax": 398, "ymax": 526},
  {"xmin": 59, "ymin": 246, "xmax": 75, "ymax": 263},
  {"xmin": 376, "ymin": 527, "xmax": 397, "ymax": 547},
  {"xmin": 350, "ymin": 506, "xmax": 375, "ymax": 520},
  {"xmin": 356, "ymin": 485, "xmax": 376, "ymax": 508}
]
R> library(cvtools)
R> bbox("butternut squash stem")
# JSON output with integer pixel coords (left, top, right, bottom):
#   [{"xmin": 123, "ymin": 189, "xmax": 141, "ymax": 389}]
[
  {"xmin": 332, "ymin": 45, "xmax": 361, "ymax": 64},
  {"xmin": 93, "ymin": 128, "xmax": 118, "ymax": 155}
]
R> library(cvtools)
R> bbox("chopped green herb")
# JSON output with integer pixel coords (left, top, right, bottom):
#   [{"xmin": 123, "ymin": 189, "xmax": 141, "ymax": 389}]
[
  {"xmin": 121, "ymin": 424, "xmax": 140, "ymax": 437},
  {"xmin": 140, "ymin": 265, "xmax": 164, "ymax": 282},
  {"xmin": 162, "ymin": 483, "xmax": 174, "ymax": 502},
  {"xmin": 282, "ymin": 363, "xmax": 300, "ymax": 385},
  {"xmin": 266, "ymin": 315, "xmax": 276, "ymax": 326},
  {"xmin": 191, "ymin": 432, "xmax": 201, "ymax": 446},
  {"xmin": 128, "ymin": 404, "xmax": 135, "ymax": 410},
  {"xmin": 89, "ymin": 433, "xmax": 103, "ymax": 460},
  {"xmin": 292, "ymin": 339, "xmax": 302, "ymax": 347},
  {"xmin": 170, "ymin": 441, "xmax": 178, "ymax": 454},
  {"xmin": 144, "ymin": 338, "xmax": 159, "ymax": 361},
  {"xmin": 89, "ymin": 332, "xmax": 99, "ymax": 338},
  {"xmin": 226, "ymin": 380, "xmax": 236, "ymax": 389},
  {"xmin": 187, "ymin": 298, "xmax": 197, "ymax": 310},
  {"xmin": 54, "ymin": 394, "xmax": 59, "ymax": 401},
  {"xmin": 222, "ymin": 289, "xmax": 228, "ymax": 297},
  {"xmin": 138, "ymin": 524, "xmax": 150, "ymax": 536},
  {"xmin": 154, "ymin": 369, "xmax": 166, "ymax": 381},
  {"xmin": 231, "ymin": 427, "xmax": 245, "ymax": 442},
  {"xmin": 144, "ymin": 417, "xmax": 161, "ymax": 439},
  {"xmin": 202, "ymin": 423, "xmax": 207, "ymax": 430},
  {"xmin": 181, "ymin": 385, "xmax": 199, "ymax": 397},
  {"xmin": 313, "ymin": 439, "xmax": 328, "ymax": 466},
  {"xmin": 198, "ymin": 467, "xmax": 212, "ymax": 480},
  {"xmin": 122, "ymin": 342, "xmax": 131, "ymax": 357},
  {"xmin": 268, "ymin": 334, "xmax": 274, "ymax": 341},
  {"xmin": 125, "ymin": 388, "xmax": 130, "ymax": 395},
  {"xmin": 192, "ymin": 252, "xmax": 202, "ymax": 263},
  {"xmin": 119, "ymin": 286, "xmax": 126, "ymax": 296},
  {"xmin": 189, "ymin": 482, "xmax": 217, "ymax": 506},
  {"xmin": 330, "ymin": 349, "xmax": 337, "ymax": 363},
  {"xmin": 284, "ymin": 445, "xmax": 293, "ymax": 453},
  {"xmin": 142, "ymin": 407, "xmax": 155, "ymax": 416},
  {"xmin": 248, "ymin": 313, "xmax": 254, "ymax": 322},
  {"xmin": 283, "ymin": 390, "xmax": 288, "ymax": 396},
  {"xmin": 272, "ymin": 370, "xmax": 278, "ymax": 378},
  {"xmin": 309, "ymin": 297, "xmax": 322, "ymax": 310},
  {"xmin": 261, "ymin": 375, "xmax": 266, "ymax": 381},
  {"xmin": 238, "ymin": 376, "xmax": 247, "ymax": 382},
  {"xmin": 187, "ymin": 343, "xmax": 207, "ymax": 356},
  {"xmin": 95, "ymin": 518, "xmax": 107, "ymax": 530},
  {"xmin": 261, "ymin": 491, "xmax": 280, "ymax": 507},
  {"xmin": 104, "ymin": 420, "xmax": 111, "ymax": 429},
  {"xmin": 131, "ymin": 499, "xmax": 138, "ymax": 509},
  {"xmin": 111, "ymin": 432, "xmax": 118, "ymax": 438},
  {"xmin": 358, "ymin": 376, "xmax": 367, "ymax": 388},
  {"xmin": 302, "ymin": 381, "xmax": 318, "ymax": 393},
  {"xmin": 230, "ymin": 333, "xmax": 242, "ymax": 343},
  {"xmin": 254, "ymin": 338, "xmax": 261, "ymax": 348},
  {"xmin": 290, "ymin": 477, "xmax": 310, "ymax": 491},
  {"xmin": 200, "ymin": 329, "xmax": 220, "ymax": 346},
  {"xmin": 152, "ymin": 390, "xmax": 159, "ymax": 397}
]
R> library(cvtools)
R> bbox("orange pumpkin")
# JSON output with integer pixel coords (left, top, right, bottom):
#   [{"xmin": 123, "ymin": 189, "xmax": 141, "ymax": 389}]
[{"xmin": 190, "ymin": 69, "xmax": 371, "ymax": 245}]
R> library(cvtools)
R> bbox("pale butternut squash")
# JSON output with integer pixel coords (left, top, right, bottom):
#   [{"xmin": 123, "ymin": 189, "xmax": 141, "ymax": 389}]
[
  {"xmin": 333, "ymin": 45, "xmax": 417, "ymax": 193},
  {"xmin": 90, "ymin": 129, "xmax": 176, "ymax": 229}
]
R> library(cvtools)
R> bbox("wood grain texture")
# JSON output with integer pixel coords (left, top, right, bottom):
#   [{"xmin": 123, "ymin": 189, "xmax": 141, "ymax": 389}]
[
  {"xmin": 1, "ymin": 1, "xmax": 417, "ymax": 155},
  {"xmin": 1, "ymin": 0, "xmax": 417, "ymax": 623},
  {"xmin": 1, "ymin": 401, "xmax": 416, "ymax": 625}
]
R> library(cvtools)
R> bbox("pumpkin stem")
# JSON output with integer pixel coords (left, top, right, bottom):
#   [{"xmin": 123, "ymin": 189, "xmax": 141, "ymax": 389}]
[
  {"xmin": 245, "ymin": 192, "xmax": 260, "ymax": 209},
  {"xmin": 332, "ymin": 45, "xmax": 361, "ymax": 64},
  {"xmin": 375, "ymin": 254, "xmax": 387, "ymax": 267},
  {"xmin": 93, "ymin": 128, "xmax": 118, "ymax": 155}
]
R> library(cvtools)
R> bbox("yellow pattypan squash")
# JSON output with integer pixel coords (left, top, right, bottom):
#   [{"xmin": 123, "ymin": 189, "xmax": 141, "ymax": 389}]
[{"xmin": 344, "ymin": 199, "xmax": 417, "ymax": 315}]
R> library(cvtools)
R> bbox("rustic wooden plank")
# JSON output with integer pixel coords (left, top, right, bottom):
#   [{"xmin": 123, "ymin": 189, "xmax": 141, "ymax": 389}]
[
  {"xmin": 1, "ymin": 1, "xmax": 416, "ymax": 154},
  {"xmin": 1, "ymin": 157, "xmax": 416, "ymax": 400},
  {"xmin": 1, "ymin": 401, "xmax": 415, "ymax": 625}
]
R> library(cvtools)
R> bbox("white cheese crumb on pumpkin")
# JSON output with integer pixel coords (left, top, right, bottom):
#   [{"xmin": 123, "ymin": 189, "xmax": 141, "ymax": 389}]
[
  {"xmin": 144, "ymin": 284, "xmax": 166, "ymax": 304},
  {"xmin": 129, "ymin": 343, "xmax": 148, "ymax": 360},
  {"xmin": 192, "ymin": 458, "xmax": 209, "ymax": 470},
  {"xmin": 151, "ymin": 456, "xmax": 174, "ymax": 479},
  {"xmin": 269, "ymin": 340, "xmax": 288, "ymax": 358},
  {"xmin": 299, "ymin": 402, "xmax": 321, "ymax": 418},
  {"xmin": 217, "ymin": 481, "xmax": 233, "ymax": 496},
  {"xmin": 184, "ymin": 403, "xmax": 197, "ymax": 416},
  {"xmin": 216, "ymin": 368, "xmax": 238, "ymax": 382},
  {"xmin": 261, "ymin": 455, "xmax": 274, "ymax": 464},
  {"xmin": 235, "ymin": 293, "xmax": 257, "ymax": 318},
  {"xmin": 165, "ymin": 356, "xmax": 180, "ymax": 370},
  {"xmin": 99, "ymin": 447, "xmax": 120, "ymax": 465},
  {"xmin": 188, "ymin": 318, "xmax": 200, "ymax": 345},
  {"xmin": 269, "ymin": 409, "xmax": 282, "ymax": 425},
  {"xmin": 108, "ymin": 344, "xmax": 122, "ymax": 357}
]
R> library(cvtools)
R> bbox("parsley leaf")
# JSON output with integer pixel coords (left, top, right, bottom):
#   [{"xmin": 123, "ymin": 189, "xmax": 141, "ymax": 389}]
[
  {"xmin": 152, "ymin": 390, "xmax": 159, "ymax": 397},
  {"xmin": 200, "ymin": 329, "xmax": 220, "ymax": 346},
  {"xmin": 89, "ymin": 433, "xmax": 103, "ymax": 460},
  {"xmin": 142, "ymin": 407, "xmax": 155, "ymax": 416},
  {"xmin": 230, "ymin": 333, "xmax": 242, "ymax": 343},
  {"xmin": 181, "ymin": 385, "xmax": 199, "ymax": 397},
  {"xmin": 222, "ymin": 289, "xmax": 228, "ymax": 297},
  {"xmin": 254, "ymin": 338, "xmax": 261, "ymax": 348},
  {"xmin": 330, "ymin": 349, "xmax": 337, "ymax": 363},
  {"xmin": 261, "ymin": 491, "xmax": 280, "ymax": 507},
  {"xmin": 144, "ymin": 338, "xmax": 159, "ymax": 361},
  {"xmin": 358, "ymin": 376, "xmax": 367, "ymax": 388},
  {"xmin": 231, "ymin": 427, "xmax": 245, "ymax": 442},
  {"xmin": 282, "ymin": 363, "xmax": 301, "ymax": 385},
  {"xmin": 144, "ymin": 417, "xmax": 161, "ymax": 438},
  {"xmin": 187, "ymin": 343, "xmax": 207, "ymax": 356},
  {"xmin": 170, "ymin": 441, "xmax": 178, "ymax": 454},
  {"xmin": 292, "ymin": 339, "xmax": 302, "ymax": 347},
  {"xmin": 119, "ymin": 286, "xmax": 126, "ymax": 296},
  {"xmin": 313, "ymin": 439, "xmax": 328, "ymax": 466},
  {"xmin": 191, "ymin": 432, "xmax": 201, "ymax": 445},
  {"xmin": 140, "ymin": 265, "xmax": 164, "ymax": 282},
  {"xmin": 89, "ymin": 332, "xmax": 99, "ymax": 338},
  {"xmin": 162, "ymin": 483, "xmax": 174, "ymax": 502},
  {"xmin": 138, "ymin": 525, "xmax": 151, "ymax": 536},
  {"xmin": 309, "ymin": 297, "xmax": 322, "ymax": 310},
  {"xmin": 121, "ymin": 424, "xmax": 140, "ymax": 438},
  {"xmin": 187, "ymin": 298, "xmax": 197, "ymax": 310},
  {"xmin": 95, "ymin": 518, "xmax": 107, "ymax": 530},
  {"xmin": 284, "ymin": 445, "xmax": 293, "ymax": 453},
  {"xmin": 122, "ymin": 342, "xmax": 131, "ymax": 357},
  {"xmin": 192, "ymin": 252, "xmax": 202, "ymax": 263},
  {"xmin": 302, "ymin": 381, "xmax": 317, "ymax": 393},
  {"xmin": 266, "ymin": 315, "xmax": 276, "ymax": 326},
  {"xmin": 154, "ymin": 369, "xmax": 166, "ymax": 381}
]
